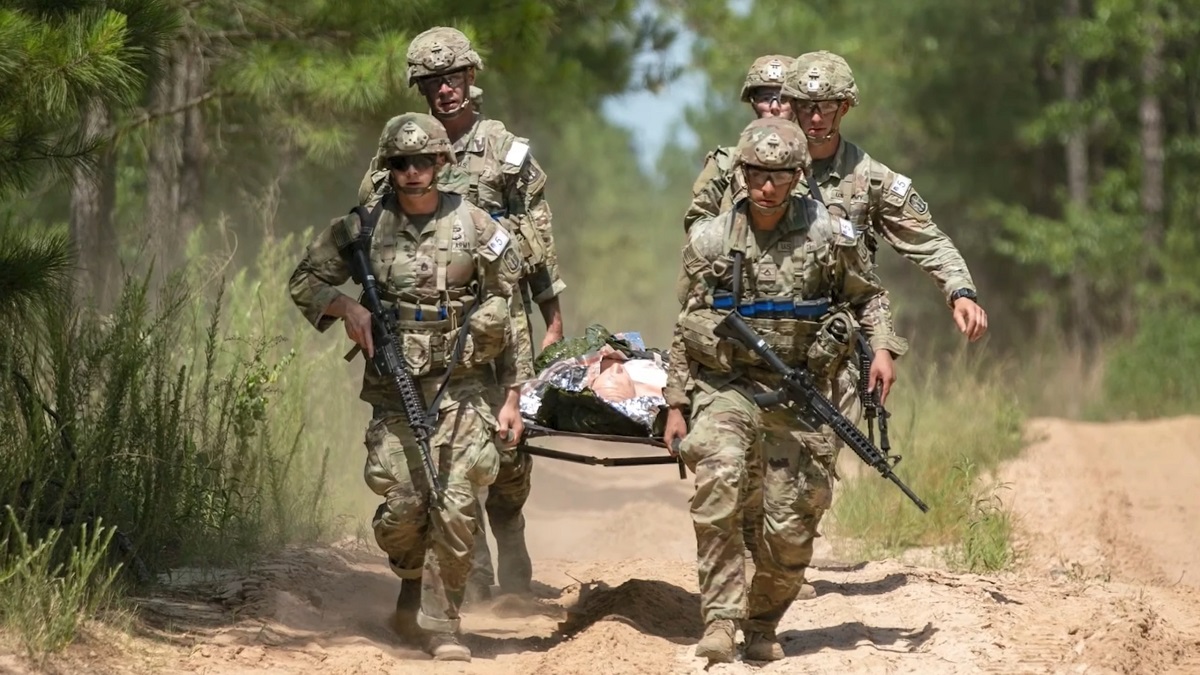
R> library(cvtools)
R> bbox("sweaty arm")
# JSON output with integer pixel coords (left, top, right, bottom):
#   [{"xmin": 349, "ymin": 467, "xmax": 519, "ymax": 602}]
[{"xmin": 872, "ymin": 169, "xmax": 977, "ymax": 305}]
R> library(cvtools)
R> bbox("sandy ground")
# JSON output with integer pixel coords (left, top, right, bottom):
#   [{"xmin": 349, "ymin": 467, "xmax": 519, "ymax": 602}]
[{"xmin": 3, "ymin": 419, "xmax": 1200, "ymax": 674}]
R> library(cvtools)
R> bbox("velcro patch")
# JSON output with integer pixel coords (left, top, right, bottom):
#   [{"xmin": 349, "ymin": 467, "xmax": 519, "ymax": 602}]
[
  {"xmin": 502, "ymin": 247, "xmax": 522, "ymax": 274},
  {"xmin": 486, "ymin": 225, "xmax": 512, "ymax": 257},
  {"xmin": 890, "ymin": 174, "xmax": 912, "ymax": 197},
  {"xmin": 838, "ymin": 217, "xmax": 856, "ymax": 240},
  {"xmin": 907, "ymin": 191, "xmax": 929, "ymax": 215},
  {"xmin": 503, "ymin": 141, "xmax": 530, "ymax": 166}
]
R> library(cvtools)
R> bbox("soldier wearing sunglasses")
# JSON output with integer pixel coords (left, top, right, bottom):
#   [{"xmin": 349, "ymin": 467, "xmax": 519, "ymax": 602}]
[
  {"xmin": 684, "ymin": 55, "xmax": 797, "ymax": 232},
  {"xmin": 358, "ymin": 25, "xmax": 564, "ymax": 612},
  {"xmin": 784, "ymin": 50, "xmax": 987, "ymax": 344}
]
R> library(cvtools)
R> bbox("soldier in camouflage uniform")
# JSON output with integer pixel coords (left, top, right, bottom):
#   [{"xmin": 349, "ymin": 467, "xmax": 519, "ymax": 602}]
[
  {"xmin": 359, "ymin": 27, "xmax": 563, "ymax": 604},
  {"xmin": 683, "ymin": 55, "xmax": 796, "ymax": 232},
  {"xmin": 662, "ymin": 117, "xmax": 907, "ymax": 663},
  {"xmin": 290, "ymin": 113, "xmax": 534, "ymax": 662},
  {"xmin": 783, "ymin": 50, "xmax": 988, "ymax": 341}
]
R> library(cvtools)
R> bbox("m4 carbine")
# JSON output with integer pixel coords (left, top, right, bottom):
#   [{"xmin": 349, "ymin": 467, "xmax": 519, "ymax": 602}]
[{"xmin": 715, "ymin": 311, "xmax": 929, "ymax": 513}]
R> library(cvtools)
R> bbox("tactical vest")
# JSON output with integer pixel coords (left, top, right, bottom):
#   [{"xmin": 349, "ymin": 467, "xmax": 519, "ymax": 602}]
[
  {"xmin": 678, "ymin": 208, "xmax": 858, "ymax": 382},
  {"xmin": 441, "ymin": 118, "xmax": 548, "ymax": 277},
  {"xmin": 355, "ymin": 195, "xmax": 511, "ymax": 377}
]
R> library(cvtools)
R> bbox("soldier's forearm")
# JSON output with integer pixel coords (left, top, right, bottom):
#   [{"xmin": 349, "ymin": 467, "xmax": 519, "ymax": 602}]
[{"xmin": 538, "ymin": 296, "xmax": 563, "ymax": 337}]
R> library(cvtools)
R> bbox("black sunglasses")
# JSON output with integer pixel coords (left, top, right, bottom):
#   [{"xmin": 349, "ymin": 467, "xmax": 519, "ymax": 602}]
[{"xmin": 386, "ymin": 155, "xmax": 437, "ymax": 172}]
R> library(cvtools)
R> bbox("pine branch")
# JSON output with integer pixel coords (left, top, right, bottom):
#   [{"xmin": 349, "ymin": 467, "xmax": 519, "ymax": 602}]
[{"xmin": 114, "ymin": 88, "xmax": 222, "ymax": 136}]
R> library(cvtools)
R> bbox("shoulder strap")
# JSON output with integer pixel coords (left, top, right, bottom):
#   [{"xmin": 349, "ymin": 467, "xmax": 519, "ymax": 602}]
[
  {"xmin": 348, "ymin": 196, "xmax": 388, "ymax": 260},
  {"xmin": 807, "ymin": 174, "xmax": 825, "ymax": 205}
]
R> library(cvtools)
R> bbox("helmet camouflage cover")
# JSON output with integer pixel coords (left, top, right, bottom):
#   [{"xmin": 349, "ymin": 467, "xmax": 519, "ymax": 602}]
[
  {"xmin": 740, "ymin": 54, "xmax": 794, "ymax": 102},
  {"xmin": 406, "ymin": 26, "xmax": 484, "ymax": 86},
  {"xmin": 377, "ymin": 112, "xmax": 455, "ymax": 164},
  {"xmin": 782, "ymin": 50, "xmax": 859, "ymax": 106},
  {"xmin": 733, "ymin": 117, "xmax": 810, "ymax": 171}
]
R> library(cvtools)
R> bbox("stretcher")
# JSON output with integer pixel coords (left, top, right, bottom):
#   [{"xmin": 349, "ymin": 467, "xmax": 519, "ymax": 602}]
[{"xmin": 515, "ymin": 420, "xmax": 688, "ymax": 479}]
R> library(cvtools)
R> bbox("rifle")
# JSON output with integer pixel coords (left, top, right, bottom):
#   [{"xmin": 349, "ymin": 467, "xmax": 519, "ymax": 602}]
[
  {"xmin": 338, "ymin": 205, "xmax": 443, "ymax": 503},
  {"xmin": 856, "ymin": 333, "xmax": 891, "ymax": 454},
  {"xmin": 714, "ymin": 311, "xmax": 929, "ymax": 513}
]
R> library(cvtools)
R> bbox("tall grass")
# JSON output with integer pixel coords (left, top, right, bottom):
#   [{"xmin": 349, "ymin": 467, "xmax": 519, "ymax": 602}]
[
  {"xmin": 829, "ymin": 350, "xmax": 1024, "ymax": 572},
  {"xmin": 0, "ymin": 225, "xmax": 378, "ymax": 655}
]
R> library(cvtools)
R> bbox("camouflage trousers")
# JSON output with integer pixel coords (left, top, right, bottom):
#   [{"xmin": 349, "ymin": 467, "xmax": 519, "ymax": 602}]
[
  {"xmin": 364, "ymin": 391, "xmax": 500, "ymax": 634},
  {"xmin": 466, "ymin": 449, "xmax": 534, "ymax": 594},
  {"xmin": 680, "ymin": 384, "xmax": 836, "ymax": 633},
  {"xmin": 741, "ymin": 360, "xmax": 859, "ymax": 557}
]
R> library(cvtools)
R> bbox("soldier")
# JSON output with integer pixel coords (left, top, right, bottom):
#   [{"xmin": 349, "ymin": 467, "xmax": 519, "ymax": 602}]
[
  {"xmin": 661, "ymin": 117, "xmax": 907, "ymax": 663},
  {"xmin": 290, "ymin": 113, "xmax": 533, "ymax": 662},
  {"xmin": 683, "ymin": 55, "xmax": 796, "ymax": 232},
  {"xmin": 783, "ymin": 50, "xmax": 988, "ymax": 342},
  {"xmin": 360, "ymin": 26, "xmax": 563, "ymax": 604}
]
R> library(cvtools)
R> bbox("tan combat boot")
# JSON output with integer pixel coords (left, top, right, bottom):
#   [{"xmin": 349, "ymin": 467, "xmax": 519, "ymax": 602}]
[
  {"xmin": 390, "ymin": 579, "xmax": 422, "ymax": 644},
  {"xmin": 695, "ymin": 619, "xmax": 736, "ymax": 663},
  {"xmin": 744, "ymin": 630, "xmax": 785, "ymax": 661},
  {"xmin": 424, "ymin": 632, "xmax": 471, "ymax": 662}
]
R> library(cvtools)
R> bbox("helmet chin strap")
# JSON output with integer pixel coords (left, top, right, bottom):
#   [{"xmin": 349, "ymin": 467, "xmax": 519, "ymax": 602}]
[
  {"xmin": 398, "ymin": 182, "xmax": 438, "ymax": 196},
  {"xmin": 749, "ymin": 199, "xmax": 789, "ymax": 216}
]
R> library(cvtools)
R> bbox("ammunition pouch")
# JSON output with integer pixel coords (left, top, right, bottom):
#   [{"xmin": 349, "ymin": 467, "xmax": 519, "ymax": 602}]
[
  {"xmin": 455, "ymin": 295, "xmax": 511, "ymax": 367},
  {"xmin": 679, "ymin": 306, "xmax": 828, "ymax": 373},
  {"xmin": 806, "ymin": 309, "xmax": 858, "ymax": 383},
  {"xmin": 679, "ymin": 308, "xmax": 734, "ymax": 372},
  {"xmin": 387, "ymin": 296, "xmax": 507, "ymax": 375}
]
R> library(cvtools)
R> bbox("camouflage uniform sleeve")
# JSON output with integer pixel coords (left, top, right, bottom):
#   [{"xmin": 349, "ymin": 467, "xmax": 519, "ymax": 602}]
[
  {"xmin": 512, "ymin": 151, "xmax": 566, "ymax": 305},
  {"xmin": 869, "ymin": 161, "xmax": 977, "ymax": 305},
  {"xmin": 357, "ymin": 158, "xmax": 388, "ymax": 205},
  {"xmin": 663, "ymin": 221, "xmax": 721, "ymax": 407},
  {"xmin": 682, "ymin": 148, "xmax": 731, "ymax": 232},
  {"xmin": 472, "ymin": 209, "xmax": 535, "ymax": 386},
  {"xmin": 821, "ymin": 208, "xmax": 909, "ymax": 357},
  {"xmin": 288, "ymin": 216, "xmax": 356, "ymax": 332}
]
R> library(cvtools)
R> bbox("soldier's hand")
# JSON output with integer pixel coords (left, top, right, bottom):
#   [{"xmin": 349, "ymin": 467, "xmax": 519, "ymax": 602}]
[
  {"xmin": 952, "ymin": 298, "xmax": 988, "ymax": 342},
  {"xmin": 663, "ymin": 407, "xmax": 688, "ymax": 458},
  {"xmin": 540, "ymin": 330, "xmax": 562, "ymax": 350},
  {"xmin": 496, "ymin": 388, "xmax": 524, "ymax": 449},
  {"xmin": 868, "ymin": 349, "xmax": 897, "ymax": 405},
  {"xmin": 342, "ymin": 303, "xmax": 375, "ymax": 358}
]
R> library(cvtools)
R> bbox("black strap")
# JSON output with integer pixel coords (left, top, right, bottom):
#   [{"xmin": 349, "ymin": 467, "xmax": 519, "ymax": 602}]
[
  {"xmin": 349, "ymin": 196, "xmax": 388, "ymax": 257},
  {"xmin": 807, "ymin": 174, "xmax": 825, "ymax": 205}
]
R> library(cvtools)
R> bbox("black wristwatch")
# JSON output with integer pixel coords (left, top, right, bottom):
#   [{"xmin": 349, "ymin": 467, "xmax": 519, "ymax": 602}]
[{"xmin": 949, "ymin": 288, "xmax": 978, "ymax": 303}]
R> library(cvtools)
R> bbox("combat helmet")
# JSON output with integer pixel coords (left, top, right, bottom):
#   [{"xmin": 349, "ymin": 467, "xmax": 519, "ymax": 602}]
[
  {"xmin": 783, "ymin": 50, "xmax": 859, "ymax": 106},
  {"xmin": 740, "ymin": 55, "xmax": 794, "ymax": 102},
  {"xmin": 733, "ymin": 117, "xmax": 811, "ymax": 172},
  {"xmin": 406, "ymin": 26, "xmax": 484, "ymax": 86},
  {"xmin": 377, "ymin": 113, "xmax": 455, "ymax": 165}
]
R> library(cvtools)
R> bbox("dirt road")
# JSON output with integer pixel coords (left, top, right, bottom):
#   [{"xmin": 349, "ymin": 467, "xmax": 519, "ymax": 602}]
[{"xmin": 5, "ymin": 419, "xmax": 1200, "ymax": 674}]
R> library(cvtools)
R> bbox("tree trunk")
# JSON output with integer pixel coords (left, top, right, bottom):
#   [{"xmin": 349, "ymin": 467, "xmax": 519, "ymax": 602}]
[
  {"xmin": 1139, "ymin": 8, "xmax": 1165, "ymax": 289},
  {"xmin": 69, "ymin": 99, "xmax": 118, "ymax": 308},
  {"xmin": 143, "ymin": 37, "xmax": 208, "ymax": 288},
  {"xmin": 143, "ymin": 42, "xmax": 185, "ymax": 286},
  {"xmin": 1063, "ymin": 0, "xmax": 1094, "ymax": 350},
  {"xmin": 178, "ymin": 39, "xmax": 207, "ymax": 245}
]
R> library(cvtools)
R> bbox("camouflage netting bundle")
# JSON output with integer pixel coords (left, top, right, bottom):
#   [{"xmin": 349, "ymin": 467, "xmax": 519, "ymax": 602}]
[{"xmin": 521, "ymin": 325, "xmax": 669, "ymax": 437}]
